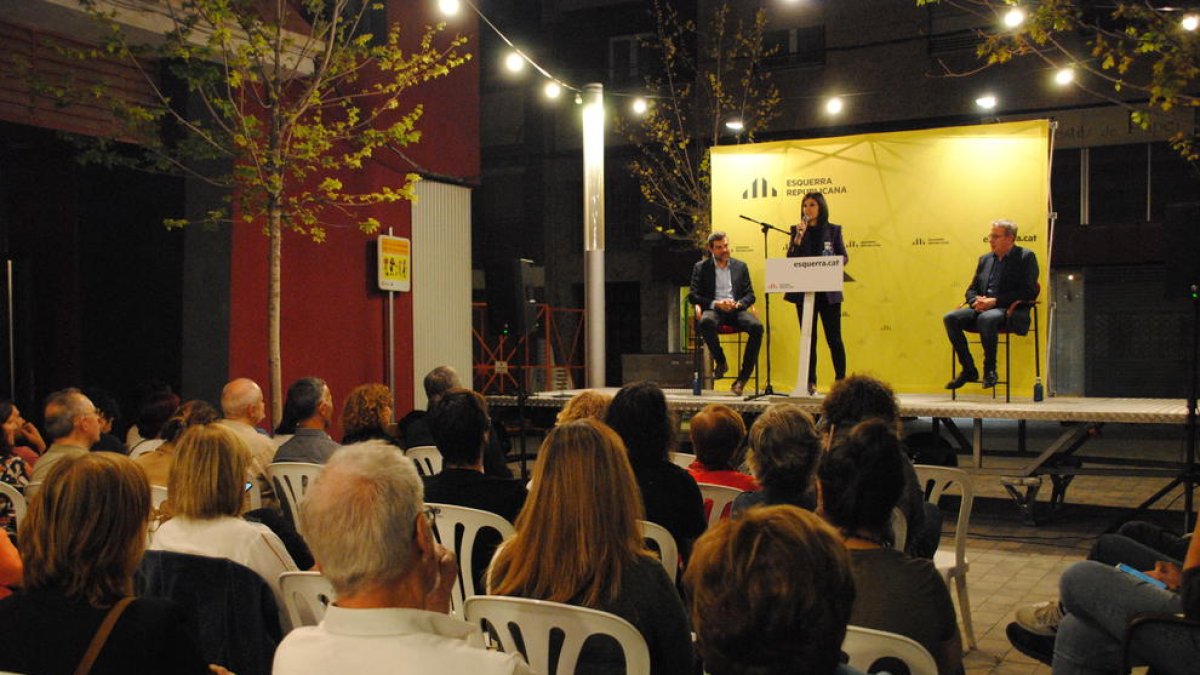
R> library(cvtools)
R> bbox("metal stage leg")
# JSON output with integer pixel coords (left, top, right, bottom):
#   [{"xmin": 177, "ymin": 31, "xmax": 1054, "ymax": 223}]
[{"xmin": 1001, "ymin": 477, "xmax": 1042, "ymax": 525}]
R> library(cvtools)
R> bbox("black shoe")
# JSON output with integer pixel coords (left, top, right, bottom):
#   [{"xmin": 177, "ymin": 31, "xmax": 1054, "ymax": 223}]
[
  {"xmin": 730, "ymin": 379, "xmax": 746, "ymax": 396},
  {"xmin": 1005, "ymin": 622, "xmax": 1054, "ymax": 666},
  {"xmin": 945, "ymin": 370, "xmax": 979, "ymax": 390},
  {"xmin": 982, "ymin": 370, "xmax": 999, "ymax": 388},
  {"xmin": 714, "ymin": 361, "xmax": 728, "ymax": 379}
]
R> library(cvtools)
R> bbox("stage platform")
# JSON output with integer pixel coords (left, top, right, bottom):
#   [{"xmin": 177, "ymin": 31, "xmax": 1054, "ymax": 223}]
[{"xmin": 487, "ymin": 390, "xmax": 1193, "ymax": 523}]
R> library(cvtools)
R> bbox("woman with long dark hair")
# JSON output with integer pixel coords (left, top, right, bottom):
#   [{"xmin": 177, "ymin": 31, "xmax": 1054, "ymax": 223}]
[{"xmin": 785, "ymin": 192, "xmax": 849, "ymax": 395}]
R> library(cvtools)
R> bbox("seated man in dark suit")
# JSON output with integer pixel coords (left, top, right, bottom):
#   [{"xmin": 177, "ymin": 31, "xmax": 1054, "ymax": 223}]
[
  {"xmin": 944, "ymin": 219, "xmax": 1039, "ymax": 390},
  {"xmin": 689, "ymin": 230, "xmax": 764, "ymax": 397},
  {"xmin": 424, "ymin": 389, "xmax": 527, "ymax": 589}
]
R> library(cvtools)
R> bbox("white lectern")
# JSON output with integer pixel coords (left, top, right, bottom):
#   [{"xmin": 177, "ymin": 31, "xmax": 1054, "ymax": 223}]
[{"xmin": 764, "ymin": 257, "xmax": 845, "ymax": 397}]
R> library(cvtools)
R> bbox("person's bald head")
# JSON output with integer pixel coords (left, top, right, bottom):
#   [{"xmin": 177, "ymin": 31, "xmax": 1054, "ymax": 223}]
[{"xmin": 221, "ymin": 378, "xmax": 265, "ymax": 424}]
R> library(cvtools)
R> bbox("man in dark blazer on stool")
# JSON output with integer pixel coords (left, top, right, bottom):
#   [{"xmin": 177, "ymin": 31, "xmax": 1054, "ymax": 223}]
[
  {"xmin": 689, "ymin": 231, "xmax": 763, "ymax": 396},
  {"xmin": 944, "ymin": 219, "xmax": 1039, "ymax": 390}
]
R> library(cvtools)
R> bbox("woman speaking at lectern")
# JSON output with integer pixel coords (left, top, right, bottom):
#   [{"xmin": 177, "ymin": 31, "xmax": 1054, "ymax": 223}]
[{"xmin": 785, "ymin": 192, "xmax": 848, "ymax": 395}]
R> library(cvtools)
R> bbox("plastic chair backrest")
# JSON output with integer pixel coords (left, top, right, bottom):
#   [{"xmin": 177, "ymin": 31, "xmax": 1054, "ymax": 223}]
[
  {"xmin": 639, "ymin": 520, "xmax": 678, "ymax": 583},
  {"xmin": 407, "ymin": 445, "xmax": 443, "ymax": 477},
  {"xmin": 668, "ymin": 452, "xmax": 695, "ymax": 470},
  {"xmin": 890, "ymin": 506, "xmax": 907, "ymax": 551},
  {"xmin": 279, "ymin": 571, "xmax": 335, "ymax": 629},
  {"xmin": 842, "ymin": 625, "xmax": 938, "ymax": 675},
  {"xmin": 0, "ymin": 482, "xmax": 26, "ymax": 528},
  {"xmin": 266, "ymin": 462, "xmax": 325, "ymax": 535},
  {"xmin": 22, "ymin": 481, "xmax": 41, "ymax": 500},
  {"xmin": 698, "ymin": 482, "xmax": 743, "ymax": 528},
  {"xmin": 463, "ymin": 596, "xmax": 651, "ymax": 675},
  {"xmin": 426, "ymin": 502, "xmax": 515, "ymax": 614},
  {"xmin": 913, "ymin": 465, "xmax": 974, "ymax": 573}
]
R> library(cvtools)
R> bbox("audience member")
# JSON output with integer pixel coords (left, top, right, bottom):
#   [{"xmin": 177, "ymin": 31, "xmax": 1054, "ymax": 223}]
[
  {"xmin": 273, "ymin": 441, "xmax": 533, "ymax": 675},
  {"xmin": 274, "ymin": 377, "xmax": 339, "ymax": 464},
  {"xmin": 730, "ymin": 403, "xmax": 822, "ymax": 516},
  {"xmin": 0, "ymin": 400, "xmax": 46, "ymax": 466},
  {"xmin": 685, "ymin": 505, "xmax": 861, "ymax": 675},
  {"xmin": 605, "ymin": 381, "xmax": 706, "ymax": 562},
  {"xmin": 821, "ymin": 374, "xmax": 940, "ymax": 557},
  {"xmin": 0, "ymin": 453, "xmax": 213, "ymax": 673},
  {"xmin": 341, "ymin": 383, "xmax": 402, "ymax": 448},
  {"xmin": 488, "ymin": 419, "xmax": 694, "ymax": 675},
  {"xmin": 0, "ymin": 533, "xmax": 20, "ymax": 600},
  {"xmin": 1011, "ymin": 519, "xmax": 1193, "ymax": 638},
  {"xmin": 1005, "ymin": 513, "xmax": 1200, "ymax": 674},
  {"xmin": 135, "ymin": 400, "xmax": 219, "ymax": 488},
  {"xmin": 128, "ymin": 389, "xmax": 181, "ymax": 457},
  {"xmin": 400, "ymin": 366, "xmax": 513, "ymax": 477},
  {"xmin": 149, "ymin": 424, "xmax": 297, "ymax": 616},
  {"xmin": 0, "ymin": 419, "xmax": 30, "ymax": 489},
  {"xmin": 555, "ymin": 389, "xmax": 612, "ymax": 424},
  {"xmin": 33, "ymin": 388, "xmax": 102, "ymax": 483},
  {"xmin": 818, "ymin": 419, "xmax": 962, "ymax": 675},
  {"xmin": 216, "ymin": 378, "xmax": 278, "ymax": 506},
  {"xmin": 686, "ymin": 403, "xmax": 758, "ymax": 492},
  {"xmin": 83, "ymin": 386, "xmax": 126, "ymax": 454},
  {"xmin": 424, "ymin": 389, "xmax": 527, "ymax": 590}
]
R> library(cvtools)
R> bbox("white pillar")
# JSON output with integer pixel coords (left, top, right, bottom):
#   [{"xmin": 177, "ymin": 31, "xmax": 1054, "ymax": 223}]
[{"xmin": 582, "ymin": 83, "xmax": 606, "ymax": 387}]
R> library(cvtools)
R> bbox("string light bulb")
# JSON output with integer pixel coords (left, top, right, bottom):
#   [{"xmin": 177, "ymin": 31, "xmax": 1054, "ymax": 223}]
[
  {"xmin": 504, "ymin": 51, "xmax": 526, "ymax": 73},
  {"xmin": 544, "ymin": 81, "xmax": 562, "ymax": 99},
  {"xmin": 1054, "ymin": 67, "xmax": 1075, "ymax": 86},
  {"xmin": 437, "ymin": 0, "xmax": 460, "ymax": 16},
  {"xmin": 1183, "ymin": 14, "xmax": 1199, "ymax": 32},
  {"xmin": 825, "ymin": 97, "xmax": 844, "ymax": 115},
  {"xmin": 975, "ymin": 94, "xmax": 998, "ymax": 110},
  {"xmin": 631, "ymin": 98, "xmax": 648, "ymax": 115},
  {"xmin": 725, "ymin": 119, "xmax": 744, "ymax": 131},
  {"xmin": 1004, "ymin": 7, "xmax": 1026, "ymax": 28}
]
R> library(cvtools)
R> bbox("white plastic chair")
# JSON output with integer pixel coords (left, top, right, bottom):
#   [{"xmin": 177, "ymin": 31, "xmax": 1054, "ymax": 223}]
[
  {"xmin": 279, "ymin": 571, "xmax": 335, "ymax": 629},
  {"xmin": 129, "ymin": 438, "xmax": 165, "ymax": 459},
  {"xmin": 639, "ymin": 520, "xmax": 679, "ymax": 583},
  {"xmin": 266, "ymin": 462, "xmax": 324, "ymax": 535},
  {"xmin": 407, "ymin": 445, "xmax": 443, "ymax": 476},
  {"xmin": 0, "ymin": 482, "xmax": 26, "ymax": 528},
  {"xmin": 842, "ymin": 625, "xmax": 938, "ymax": 675},
  {"xmin": 890, "ymin": 506, "xmax": 907, "ymax": 551},
  {"xmin": 426, "ymin": 503, "xmax": 515, "ymax": 615},
  {"xmin": 668, "ymin": 452, "xmax": 695, "ymax": 470},
  {"xmin": 914, "ymin": 464, "xmax": 976, "ymax": 649},
  {"xmin": 697, "ymin": 482, "xmax": 743, "ymax": 529},
  {"xmin": 463, "ymin": 596, "xmax": 651, "ymax": 675}
]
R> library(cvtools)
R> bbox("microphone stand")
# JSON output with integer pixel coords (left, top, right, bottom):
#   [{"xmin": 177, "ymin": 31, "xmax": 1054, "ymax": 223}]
[{"xmin": 739, "ymin": 214, "xmax": 791, "ymax": 400}]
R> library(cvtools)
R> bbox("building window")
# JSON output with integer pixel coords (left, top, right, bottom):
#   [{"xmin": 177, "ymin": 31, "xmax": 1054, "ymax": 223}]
[
  {"xmin": 762, "ymin": 26, "xmax": 825, "ymax": 69},
  {"xmin": 925, "ymin": 4, "xmax": 986, "ymax": 55},
  {"xmin": 608, "ymin": 33, "xmax": 654, "ymax": 86}
]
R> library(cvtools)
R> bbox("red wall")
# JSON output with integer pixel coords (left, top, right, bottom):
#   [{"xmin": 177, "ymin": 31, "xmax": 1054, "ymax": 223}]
[{"xmin": 228, "ymin": 5, "xmax": 479, "ymax": 431}]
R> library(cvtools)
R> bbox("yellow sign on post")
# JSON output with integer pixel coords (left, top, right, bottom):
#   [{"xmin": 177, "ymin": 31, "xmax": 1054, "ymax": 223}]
[
  {"xmin": 377, "ymin": 235, "xmax": 411, "ymax": 292},
  {"xmin": 711, "ymin": 120, "xmax": 1051, "ymax": 395}
]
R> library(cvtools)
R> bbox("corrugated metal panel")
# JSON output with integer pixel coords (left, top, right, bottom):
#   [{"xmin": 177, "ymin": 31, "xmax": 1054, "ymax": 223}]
[
  {"xmin": 411, "ymin": 181, "xmax": 473, "ymax": 409},
  {"xmin": 0, "ymin": 21, "xmax": 159, "ymax": 140}
]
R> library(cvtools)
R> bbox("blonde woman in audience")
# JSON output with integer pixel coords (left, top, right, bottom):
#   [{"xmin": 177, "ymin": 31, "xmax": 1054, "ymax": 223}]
[
  {"xmin": 686, "ymin": 403, "xmax": 757, "ymax": 491},
  {"xmin": 488, "ymin": 419, "xmax": 693, "ymax": 675},
  {"xmin": 0, "ymin": 453, "xmax": 216, "ymax": 673},
  {"xmin": 135, "ymin": 400, "xmax": 219, "ymax": 488},
  {"xmin": 555, "ymin": 389, "xmax": 611, "ymax": 424},
  {"xmin": 149, "ymin": 424, "xmax": 297, "ymax": 607},
  {"xmin": 685, "ymin": 505, "xmax": 863, "ymax": 675}
]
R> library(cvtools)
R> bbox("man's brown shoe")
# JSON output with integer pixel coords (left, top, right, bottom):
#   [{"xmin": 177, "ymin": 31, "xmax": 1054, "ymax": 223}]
[{"xmin": 730, "ymin": 379, "xmax": 746, "ymax": 396}]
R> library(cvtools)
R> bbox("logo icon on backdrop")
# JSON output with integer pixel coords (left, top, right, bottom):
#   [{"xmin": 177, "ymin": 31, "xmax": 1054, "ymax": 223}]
[
  {"xmin": 742, "ymin": 177, "xmax": 777, "ymax": 199},
  {"xmin": 913, "ymin": 237, "xmax": 950, "ymax": 246}
]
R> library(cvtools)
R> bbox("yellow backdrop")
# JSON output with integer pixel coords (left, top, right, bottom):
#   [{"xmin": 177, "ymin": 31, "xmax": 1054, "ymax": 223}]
[{"xmin": 709, "ymin": 119, "xmax": 1050, "ymax": 395}]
